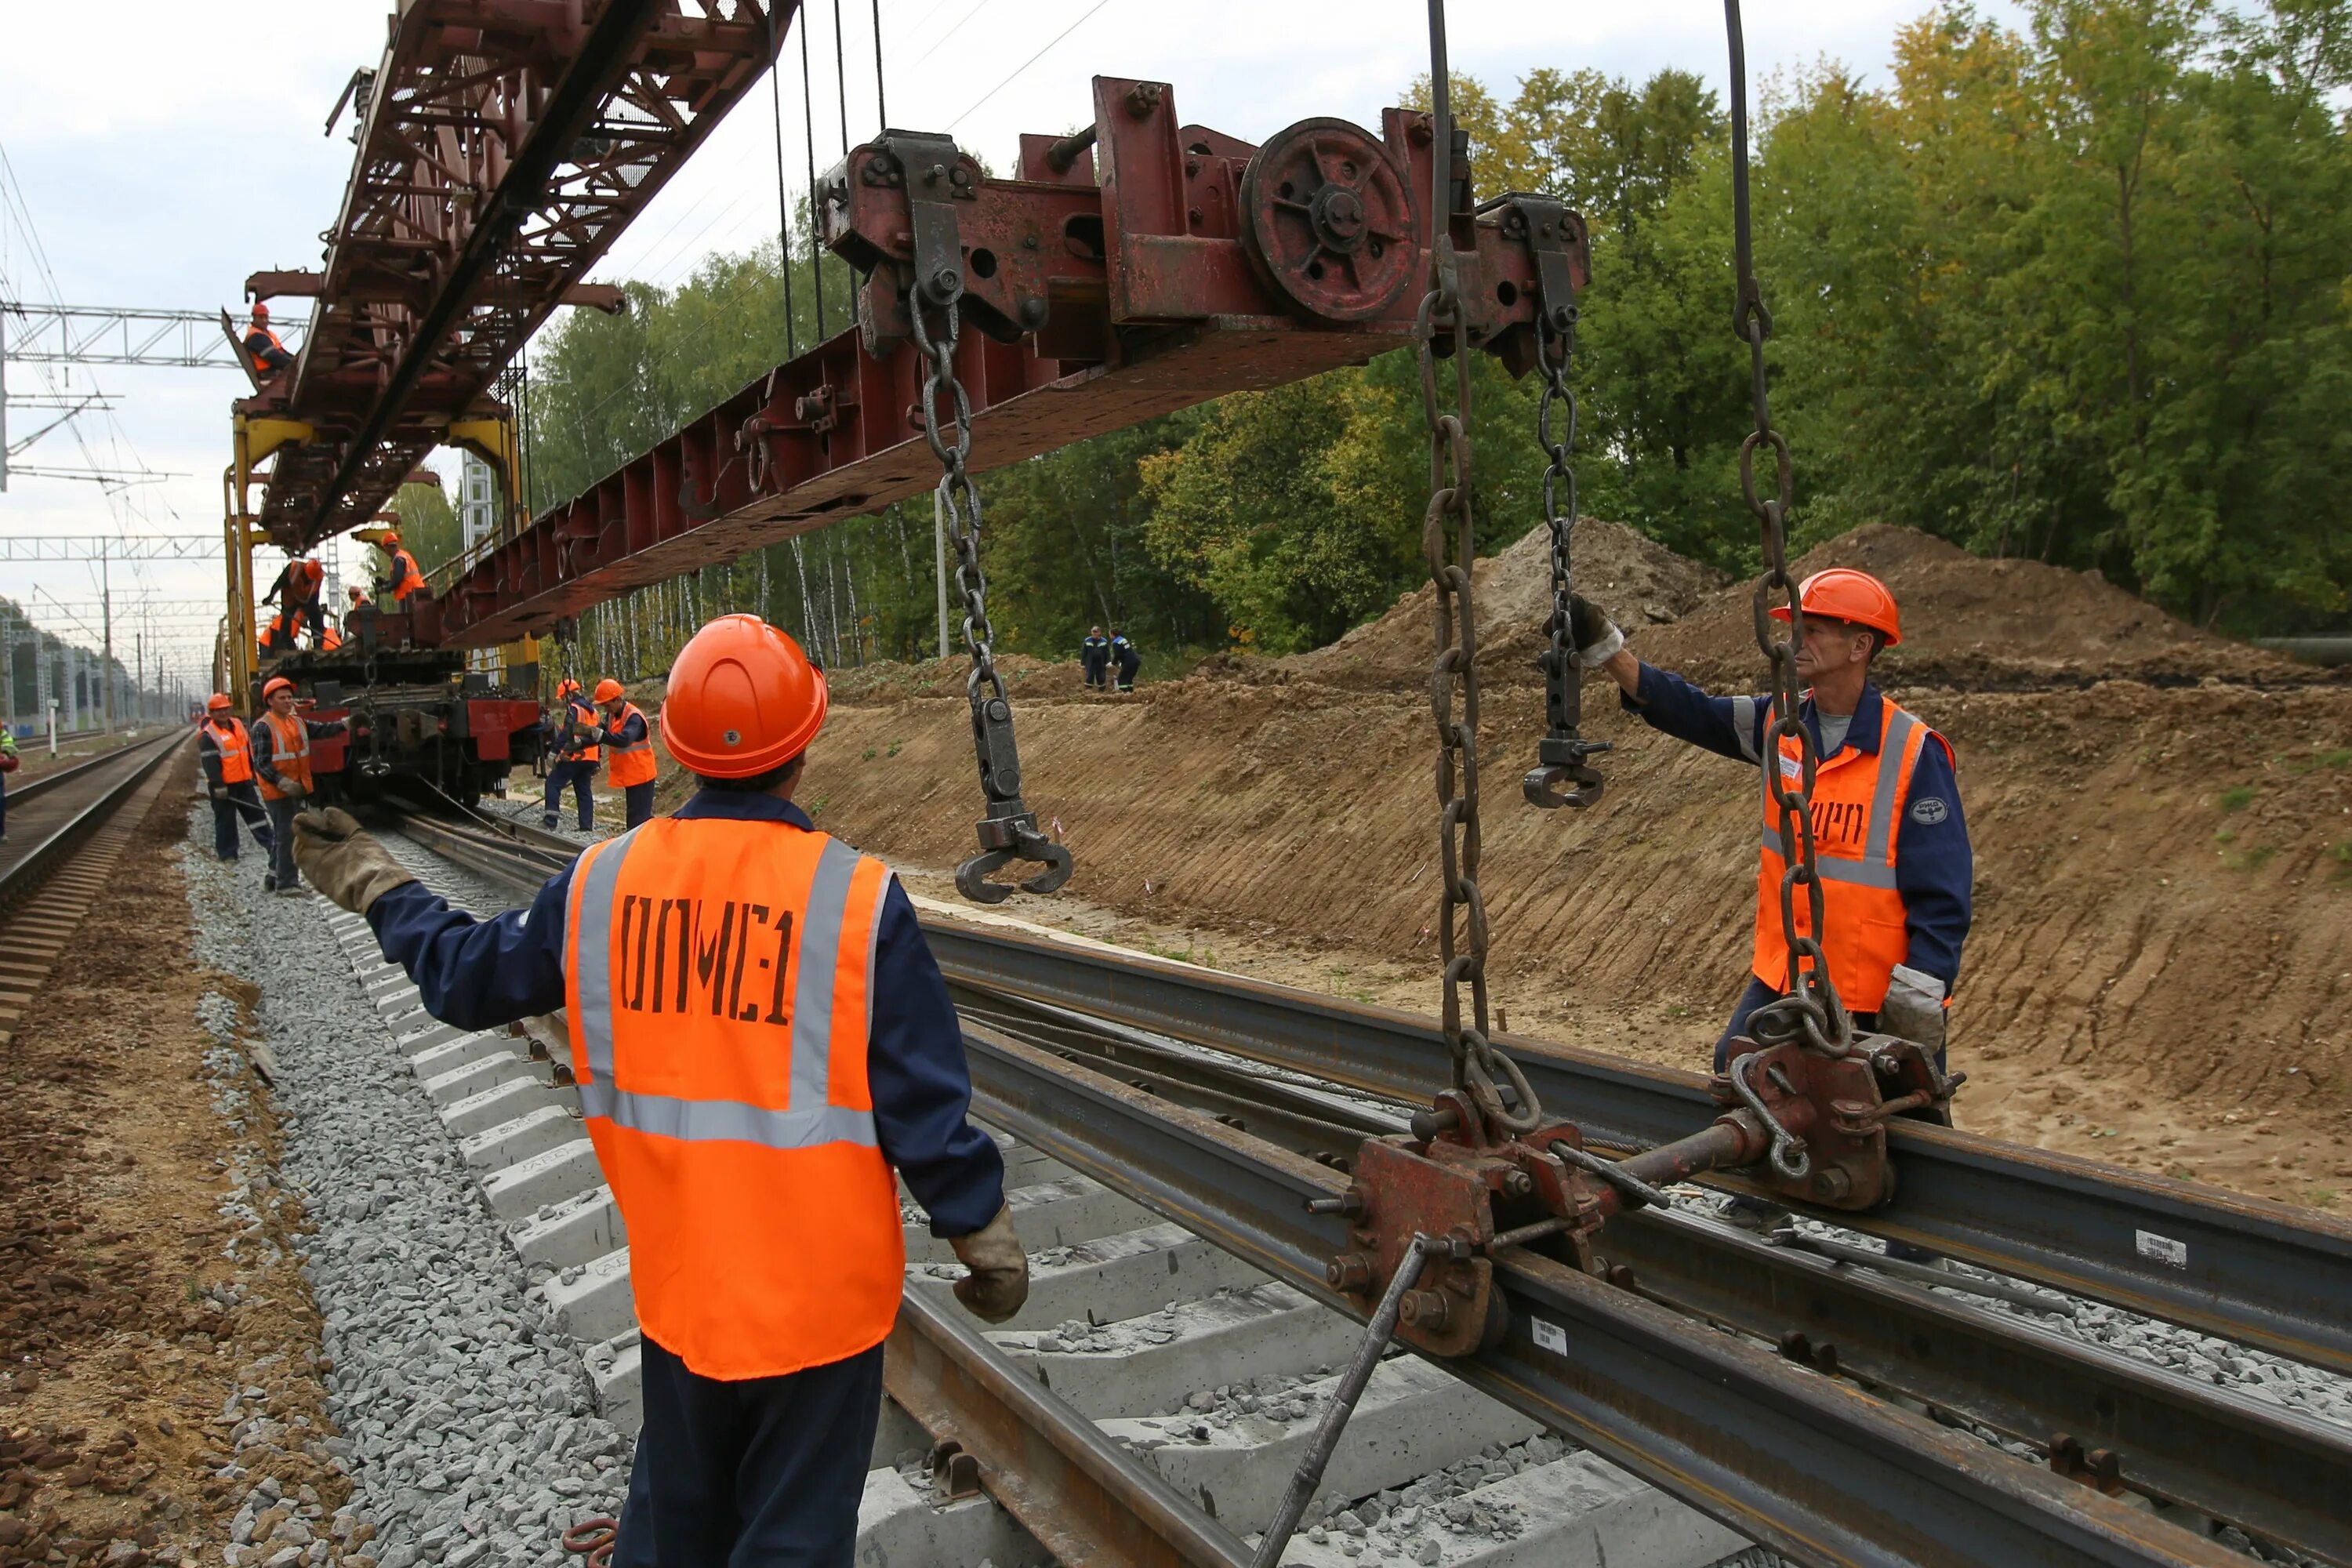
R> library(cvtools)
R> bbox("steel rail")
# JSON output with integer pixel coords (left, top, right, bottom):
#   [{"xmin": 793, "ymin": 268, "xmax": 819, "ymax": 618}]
[
  {"xmin": 885, "ymin": 1288, "xmax": 1254, "ymax": 1568},
  {"xmin": 5, "ymin": 729, "xmax": 185, "ymax": 808},
  {"xmin": 0, "ymin": 730, "xmax": 192, "ymax": 915},
  {"xmin": 970, "ymin": 986, "xmax": 2352, "ymax": 1566},
  {"xmin": 960, "ymin": 1020, "xmax": 2244, "ymax": 1568},
  {"xmin": 922, "ymin": 920, "xmax": 2352, "ymax": 1377}
]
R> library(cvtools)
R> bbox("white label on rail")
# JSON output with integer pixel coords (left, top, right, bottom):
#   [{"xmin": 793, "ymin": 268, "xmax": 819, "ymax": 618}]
[
  {"xmin": 1530, "ymin": 1318, "xmax": 1568, "ymax": 1355},
  {"xmin": 2135, "ymin": 1229, "xmax": 2189, "ymax": 1269}
]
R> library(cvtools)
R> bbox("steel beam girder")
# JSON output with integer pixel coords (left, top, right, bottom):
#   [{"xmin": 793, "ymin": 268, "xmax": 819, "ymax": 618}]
[
  {"xmin": 922, "ymin": 922, "xmax": 2352, "ymax": 1379},
  {"xmin": 428, "ymin": 80, "xmax": 1573, "ymax": 646},
  {"xmin": 244, "ymin": 0, "xmax": 788, "ymax": 548}
]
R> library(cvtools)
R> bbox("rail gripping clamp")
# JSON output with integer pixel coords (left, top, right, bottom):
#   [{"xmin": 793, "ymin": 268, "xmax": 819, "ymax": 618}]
[{"xmin": 1323, "ymin": 1033, "xmax": 1958, "ymax": 1358}]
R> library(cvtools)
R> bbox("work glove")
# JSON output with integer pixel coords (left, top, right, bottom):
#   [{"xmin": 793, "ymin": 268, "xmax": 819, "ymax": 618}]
[
  {"xmin": 1877, "ymin": 964, "xmax": 1947, "ymax": 1059},
  {"xmin": 1565, "ymin": 593, "xmax": 1625, "ymax": 668},
  {"xmin": 208, "ymin": 785, "xmax": 227, "ymax": 802},
  {"xmin": 292, "ymin": 807, "xmax": 419, "ymax": 916},
  {"xmin": 948, "ymin": 1204, "xmax": 1029, "ymax": 1324},
  {"xmin": 279, "ymin": 779, "xmax": 308, "ymax": 800}
]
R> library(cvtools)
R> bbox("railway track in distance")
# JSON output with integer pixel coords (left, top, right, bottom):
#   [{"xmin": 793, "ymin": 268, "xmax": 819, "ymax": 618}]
[{"xmin": 365, "ymin": 800, "xmax": 2351, "ymax": 1568}]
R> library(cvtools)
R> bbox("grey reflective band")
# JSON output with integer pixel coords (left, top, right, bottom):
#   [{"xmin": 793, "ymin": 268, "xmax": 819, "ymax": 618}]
[
  {"xmin": 570, "ymin": 826, "xmax": 644, "ymax": 1080},
  {"xmin": 865, "ymin": 868, "xmax": 895, "ymax": 1034},
  {"xmin": 1731, "ymin": 695, "xmax": 1761, "ymax": 763},
  {"xmin": 1758, "ymin": 840, "xmax": 1900, "ymax": 890},
  {"xmin": 577, "ymin": 1080, "xmax": 877, "ymax": 1149},
  {"xmin": 1865, "ymin": 709, "xmax": 1918, "ymax": 863},
  {"xmin": 790, "ymin": 838, "xmax": 862, "ymax": 1112}
]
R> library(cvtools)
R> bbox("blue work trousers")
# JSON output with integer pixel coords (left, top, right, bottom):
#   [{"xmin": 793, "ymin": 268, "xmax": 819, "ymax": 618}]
[
  {"xmin": 622, "ymin": 780, "xmax": 656, "ymax": 829},
  {"xmin": 210, "ymin": 782, "xmax": 274, "ymax": 859},
  {"xmin": 543, "ymin": 759, "xmax": 597, "ymax": 830},
  {"xmin": 614, "ymin": 1337, "xmax": 884, "ymax": 1568}
]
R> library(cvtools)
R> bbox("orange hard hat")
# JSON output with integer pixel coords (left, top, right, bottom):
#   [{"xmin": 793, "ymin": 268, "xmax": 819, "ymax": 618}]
[
  {"xmin": 262, "ymin": 676, "xmax": 296, "ymax": 699},
  {"xmin": 251, "ymin": 301, "xmax": 270, "ymax": 321},
  {"xmin": 382, "ymin": 530, "xmax": 401, "ymax": 546},
  {"xmin": 659, "ymin": 615, "xmax": 826, "ymax": 779},
  {"xmin": 556, "ymin": 677, "xmax": 580, "ymax": 698},
  {"xmin": 1770, "ymin": 568, "xmax": 1901, "ymax": 648},
  {"xmin": 207, "ymin": 692, "xmax": 232, "ymax": 712},
  {"xmin": 593, "ymin": 678, "xmax": 625, "ymax": 704}
]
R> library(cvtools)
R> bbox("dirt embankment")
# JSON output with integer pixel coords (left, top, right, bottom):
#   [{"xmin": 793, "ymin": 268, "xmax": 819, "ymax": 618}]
[{"xmin": 802, "ymin": 522, "xmax": 2352, "ymax": 1207}]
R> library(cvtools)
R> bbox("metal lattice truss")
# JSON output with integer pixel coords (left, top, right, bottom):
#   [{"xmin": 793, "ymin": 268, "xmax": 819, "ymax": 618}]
[
  {"xmin": 244, "ymin": 0, "xmax": 789, "ymax": 550},
  {"xmin": 2, "ymin": 304, "xmax": 310, "ymax": 369}
]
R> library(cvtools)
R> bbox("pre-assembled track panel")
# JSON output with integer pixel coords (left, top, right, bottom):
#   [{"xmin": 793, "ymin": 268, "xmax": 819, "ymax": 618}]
[{"xmin": 921, "ymin": 921, "xmax": 2352, "ymax": 1379}]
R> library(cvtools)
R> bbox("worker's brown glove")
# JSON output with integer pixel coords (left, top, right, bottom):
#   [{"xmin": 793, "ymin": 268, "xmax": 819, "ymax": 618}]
[
  {"xmin": 292, "ymin": 807, "xmax": 418, "ymax": 916},
  {"xmin": 948, "ymin": 1204, "xmax": 1029, "ymax": 1324}
]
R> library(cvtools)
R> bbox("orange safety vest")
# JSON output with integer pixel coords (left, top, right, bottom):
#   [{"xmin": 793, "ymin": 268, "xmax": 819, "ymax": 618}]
[
  {"xmin": 319, "ymin": 624, "xmax": 343, "ymax": 652},
  {"xmin": 564, "ymin": 695, "xmax": 601, "ymax": 764},
  {"xmin": 256, "ymin": 710, "xmax": 313, "ymax": 801},
  {"xmin": 604, "ymin": 702, "xmax": 656, "ymax": 787},
  {"xmin": 209, "ymin": 718, "xmax": 254, "ymax": 785},
  {"xmin": 389, "ymin": 548, "xmax": 423, "ymax": 602},
  {"xmin": 562, "ymin": 818, "xmax": 902, "ymax": 1379},
  {"xmin": 1751, "ymin": 696, "xmax": 1941, "ymax": 1013},
  {"xmin": 245, "ymin": 325, "xmax": 286, "ymax": 374}
]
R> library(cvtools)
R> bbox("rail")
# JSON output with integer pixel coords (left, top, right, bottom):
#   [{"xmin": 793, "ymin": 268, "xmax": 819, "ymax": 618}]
[{"xmin": 0, "ymin": 729, "xmax": 192, "ymax": 914}]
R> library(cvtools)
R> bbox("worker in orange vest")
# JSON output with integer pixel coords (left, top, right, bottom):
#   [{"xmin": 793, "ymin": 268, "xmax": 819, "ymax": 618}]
[
  {"xmin": 593, "ymin": 677, "xmax": 657, "ymax": 828},
  {"xmin": 542, "ymin": 677, "xmax": 601, "ymax": 832},
  {"xmin": 263, "ymin": 557, "xmax": 328, "ymax": 647},
  {"xmin": 243, "ymin": 302, "xmax": 294, "ymax": 378},
  {"xmin": 252, "ymin": 676, "xmax": 348, "ymax": 896},
  {"xmin": 290, "ymin": 614, "xmax": 1023, "ymax": 1566},
  {"xmin": 376, "ymin": 532, "xmax": 424, "ymax": 604},
  {"xmin": 1573, "ymin": 568, "xmax": 1969, "ymax": 1240},
  {"xmin": 198, "ymin": 693, "xmax": 275, "ymax": 862},
  {"xmin": 259, "ymin": 612, "xmax": 298, "ymax": 659}
]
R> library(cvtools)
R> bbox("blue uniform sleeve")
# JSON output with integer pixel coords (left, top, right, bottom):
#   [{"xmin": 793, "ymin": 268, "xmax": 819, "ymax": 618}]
[
  {"xmin": 1892, "ymin": 735, "xmax": 1972, "ymax": 992},
  {"xmin": 367, "ymin": 866, "xmax": 573, "ymax": 1030},
  {"xmin": 866, "ymin": 879, "xmax": 1007, "ymax": 1238},
  {"xmin": 1621, "ymin": 663, "xmax": 1770, "ymax": 764}
]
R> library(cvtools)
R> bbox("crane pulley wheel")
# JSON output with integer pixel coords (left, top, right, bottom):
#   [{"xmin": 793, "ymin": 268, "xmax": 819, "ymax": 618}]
[{"xmin": 1238, "ymin": 118, "xmax": 1417, "ymax": 322}]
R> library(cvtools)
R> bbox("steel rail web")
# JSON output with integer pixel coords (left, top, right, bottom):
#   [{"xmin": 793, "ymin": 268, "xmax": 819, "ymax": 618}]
[
  {"xmin": 960, "ymin": 1022, "xmax": 2244, "ymax": 1568},
  {"xmin": 960, "ymin": 991, "xmax": 2352, "ymax": 1567},
  {"xmin": 920, "ymin": 920, "xmax": 2352, "ymax": 1378}
]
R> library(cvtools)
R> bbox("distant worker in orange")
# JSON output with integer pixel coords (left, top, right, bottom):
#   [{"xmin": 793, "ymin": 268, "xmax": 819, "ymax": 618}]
[
  {"xmin": 252, "ymin": 676, "xmax": 348, "ymax": 896},
  {"xmin": 259, "ymin": 612, "xmax": 298, "ymax": 660},
  {"xmin": 541, "ymin": 677, "xmax": 601, "ymax": 833},
  {"xmin": 593, "ymin": 677, "xmax": 658, "ymax": 829},
  {"xmin": 289, "ymin": 614, "xmax": 1022, "ymax": 1567},
  {"xmin": 1570, "ymin": 568, "xmax": 1972, "ymax": 1067},
  {"xmin": 197, "ymin": 694, "xmax": 274, "ymax": 862},
  {"xmin": 376, "ymin": 532, "xmax": 424, "ymax": 604},
  {"xmin": 263, "ymin": 557, "xmax": 328, "ymax": 647},
  {"xmin": 243, "ymin": 302, "xmax": 294, "ymax": 378}
]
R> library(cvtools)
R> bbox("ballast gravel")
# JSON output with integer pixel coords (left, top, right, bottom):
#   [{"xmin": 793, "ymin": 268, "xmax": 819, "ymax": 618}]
[{"xmin": 181, "ymin": 807, "xmax": 628, "ymax": 1568}]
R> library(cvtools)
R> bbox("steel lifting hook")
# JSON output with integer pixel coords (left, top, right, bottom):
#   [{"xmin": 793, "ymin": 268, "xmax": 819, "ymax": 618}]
[
  {"xmin": 1522, "ymin": 732, "xmax": 1610, "ymax": 809},
  {"xmin": 955, "ymin": 815, "xmax": 1075, "ymax": 903}
]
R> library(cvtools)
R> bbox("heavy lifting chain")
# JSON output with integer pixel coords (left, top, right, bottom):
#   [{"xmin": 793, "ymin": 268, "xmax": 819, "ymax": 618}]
[
  {"xmin": 1725, "ymin": 0, "xmax": 1851, "ymax": 1057},
  {"xmin": 1417, "ymin": 32, "xmax": 1541, "ymax": 1139},
  {"xmin": 898, "ymin": 143, "xmax": 1073, "ymax": 904},
  {"xmin": 1511, "ymin": 194, "xmax": 1609, "ymax": 811}
]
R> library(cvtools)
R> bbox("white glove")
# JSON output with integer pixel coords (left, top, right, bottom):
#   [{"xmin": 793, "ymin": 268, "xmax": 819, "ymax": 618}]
[{"xmin": 1878, "ymin": 964, "xmax": 1947, "ymax": 1054}]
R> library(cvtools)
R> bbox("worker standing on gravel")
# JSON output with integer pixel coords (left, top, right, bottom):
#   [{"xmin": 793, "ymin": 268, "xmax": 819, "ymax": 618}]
[
  {"xmin": 288, "ymin": 613, "xmax": 1025, "ymax": 1568},
  {"xmin": 252, "ymin": 676, "xmax": 347, "ymax": 897},
  {"xmin": 541, "ymin": 678, "xmax": 601, "ymax": 833},
  {"xmin": 197, "ymin": 693, "xmax": 274, "ymax": 862},
  {"xmin": 1569, "ymin": 568, "xmax": 1971, "ymax": 1073},
  {"xmin": 593, "ymin": 677, "xmax": 658, "ymax": 828}
]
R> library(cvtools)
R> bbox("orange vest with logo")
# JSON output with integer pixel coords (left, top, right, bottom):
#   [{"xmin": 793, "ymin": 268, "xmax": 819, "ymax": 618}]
[
  {"xmin": 604, "ymin": 702, "xmax": 655, "ymax": 787},
  {"xmin": 563, "ymin": 818, "xmax": 902, "ymax": 1379},
  {"xmin": 210, "ymin": 718, "xmax": 254, "ymax": 784},
  {"xmin": 390, "ymin": 548, "xmax": 423, "ymax": 601},
  {"xmin": 1751, "ymin": 697, "xmax": 1939, "ymax": 1013},
  {"xmin": 256, "ymin": 711, "xmax": 313, "ymax": 801},
  {"xmin": 564, "ymin": 695, "xmax": 601, "ymax": 764}
]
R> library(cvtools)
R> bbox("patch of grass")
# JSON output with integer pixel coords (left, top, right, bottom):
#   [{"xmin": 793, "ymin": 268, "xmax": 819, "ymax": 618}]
[
  {"xmin": 805, "ymin": 793, "xmax": 829, "ymax": 818},
  {"xmin": 2240, "ymin": 844, "xmax": 2278, "ymax": 871},
  {"xmin": 2333, "ymin": 842, "xmax": 2352, "ymax": 882},
  {"xmin": 2283, "ymin": 746, "xmax": 2352, "ymax": 776},
  {"xmin": 887, "ymin": 739, "xmax": 902, "ymax": 758},
  {"xmin": 2308, "ymin": 1188, "xmax": 2340, "ymax": 1210},
  {"xmin": 861, "ymin": 747, "xmax": 877, "ymax": 761},
  {"xmin": 2219, "ymin": 785, "xmax": 2258, "ymax": 812},
  {"xmin": 2215, "ymin": 828, "xmax": 2238, "ymax": 845}
]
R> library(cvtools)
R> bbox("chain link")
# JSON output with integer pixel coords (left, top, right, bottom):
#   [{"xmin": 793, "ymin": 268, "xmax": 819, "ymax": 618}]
[
  {"xmin": 1420, "ymin": 60, "xmax": 1542, "ymax": 1137},
  {"xmin": 1726, "ymin": 0, "xmax": 1850, "ymax": 1055}
]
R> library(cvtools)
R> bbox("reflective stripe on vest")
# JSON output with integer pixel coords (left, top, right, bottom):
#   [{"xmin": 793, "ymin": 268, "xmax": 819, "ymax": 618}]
[
  {"xmin": 246, "ymin": 326, "xmax": 285, "ymax": 372},
  {"xmin": 209, "ymin": 718, "xmax": 254, "ymax": 784},
  {"xmin": 1751, "ymin": 702, "xmax": 1930, "ymax": 1013},
  {"xmin": 256, "ymin": 711, "xmax": 312, "ymax": 800},
  {"xmin": 604, "ymin": 702, "xmax": 655, "ymax": 787},
  {"xmin": 562, "ymin": 818, "xmax": 902, "ymax": 1380}
]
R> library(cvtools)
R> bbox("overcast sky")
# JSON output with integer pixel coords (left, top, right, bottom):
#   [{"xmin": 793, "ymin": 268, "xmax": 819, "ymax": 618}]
[{"xmin": 0, "ymin": 0, "xmax": 2016, "ymax": 695}]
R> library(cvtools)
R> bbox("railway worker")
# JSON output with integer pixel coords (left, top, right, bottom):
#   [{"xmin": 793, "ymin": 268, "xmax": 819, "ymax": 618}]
[
  {"xmin": 376, "ymin": 532, "xmax": 425, "ymax": 604},
  {"xmin": 263, "ymin": 557, "xmax": 328, "ymax": 647},
  {"xmin": 243, "ymin": 303, "xmax": 294, "ymax": 379},
  {"xmin": 252, "ymin": 675, "xmax": 348, "ymax": 896},
  {"xmin": 593, "ymin": 677, "xmax": 658, "ymax": 829},
  {"xmin": 1111, "ymin": 626, "xmax": 1141, "ymax": 692},
  {"xmin": 1568, "ymin": 568, "xmax": 1969, "ymax": 1065},
  {"xmin": 0, "ymin": 726, "xmax": 16, "ymax": 844},
  {"xmin": 196, "ymin": 693, "xmax": 274, "ymax": 862},
  {"xmin": 259, "ymin": 612, "xmax": 298, "ymax": 660},
  {"xmin": 1080, "ymin": 626, "xmax": 1111, "ymax": 691},
  {"xmin": 541, "ymin": 678, "xmax": 601, "ymax": 833},
  {"xmin": 346, "ymin": 584, "xmax": 372, "ymax": 615},
  {"xmin": 288, "ymin": 612, "xmax": 1026, "ymax": 1567}
]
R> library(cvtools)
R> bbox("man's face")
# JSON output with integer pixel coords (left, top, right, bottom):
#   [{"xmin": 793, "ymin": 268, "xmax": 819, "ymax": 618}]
[
  {"xmin": 268, "ymin": 690, "xmax": 297, "ymax": 717},
  {"xmin": 604, "ymin": 698, "xmax": 625, "ymax": 719},
  {"xmin": 1793, "ymin": 617, "xmax": 1873, "ymax": 680}
]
